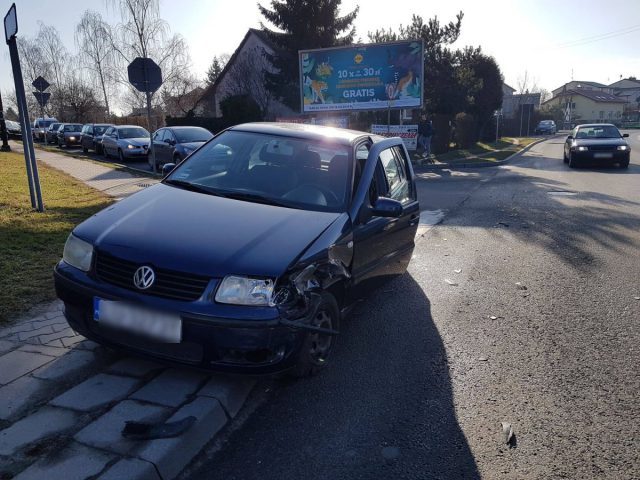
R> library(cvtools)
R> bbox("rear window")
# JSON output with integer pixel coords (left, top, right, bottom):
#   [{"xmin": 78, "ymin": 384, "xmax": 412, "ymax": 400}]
[
  {"xmin": 64, "ymin": 124, "xmax": 82, "ymax": 132},
  {"xmin": 118, "ymin": 127, "xmax": 149, "ymax": 139}
]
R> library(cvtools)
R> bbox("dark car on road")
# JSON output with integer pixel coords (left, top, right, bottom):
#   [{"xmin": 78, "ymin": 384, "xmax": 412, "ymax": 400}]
[
  {"xmin": 81, "ymin": 123, "xmax": 114, "ymax": 154},
  {"xmin": 54, "ymin": 123, "xmax": 420, "ymax": 375},
  {"xmin": 535, "ymin": 120, "xmax": 556, "ymax": 135},
  {"xmin": 45, "ymin": 122, "xmax": 62, "ymax": 144},
  {"xmin": 32, "ymin": 117, "xmax": 58, "ymax": 142},
  {"xmin": 5, "ymin": 120, "xmax": 21, "ymax": 138},
  {"xmin": 102, "ymin": 125, "xmax": 150, "ymax": 162},
  {"xmin": 563, "ymin": 123, "xmax": 630, "ymax": 169},
  {"xmin": 56, "ymin": 123, "xmax": 84, "ymax": 148},
  {"xmin": 151, "ymin": 126, "xmax": 213, "ymax": 169}
]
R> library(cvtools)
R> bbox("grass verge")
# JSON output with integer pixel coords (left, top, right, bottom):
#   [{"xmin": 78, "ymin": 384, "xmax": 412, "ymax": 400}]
[
  {"xmin": 0, "ymin": 150, "xmax": 112, "ymax": 324},
  {"xmin": 432, "ymin": 137, "xmax": 539, "ymax": 164}
]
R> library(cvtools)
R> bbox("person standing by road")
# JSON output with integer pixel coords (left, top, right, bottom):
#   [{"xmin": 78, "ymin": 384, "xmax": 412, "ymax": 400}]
[{"xmin": 418, "ymin": 114, "xmax": 434, "ymax": 160}]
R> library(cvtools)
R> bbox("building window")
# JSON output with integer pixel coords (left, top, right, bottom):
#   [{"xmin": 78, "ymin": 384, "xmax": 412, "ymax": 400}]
[
  {"xmin": 608, "ymin": 111, "xmax": 613, "ymax": 119},
  {"xmin": 599, "ymin": 111, "xmax": 604, "ymax": 119}
]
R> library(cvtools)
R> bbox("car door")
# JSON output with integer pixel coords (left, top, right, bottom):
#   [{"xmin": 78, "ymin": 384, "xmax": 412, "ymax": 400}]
[
  {"xmin": 164, "ymin": 129, "xmax": 177, "ymax": 162},
  {"xmin": 564, "ymin": 127, "xmax": 577, "ymax": 157},
  {"xmin": 103, "ymin": 127, "xmax": 115, "ymax": 155},
  {"xmin": 349, "ymin": 139, "xmax": 419, "ymax": 299}
]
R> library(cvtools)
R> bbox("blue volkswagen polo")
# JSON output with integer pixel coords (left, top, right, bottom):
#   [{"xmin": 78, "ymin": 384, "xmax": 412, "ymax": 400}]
[{"xmin": 54, "ymin": 123, "xmax": 420, "ymax": 375}]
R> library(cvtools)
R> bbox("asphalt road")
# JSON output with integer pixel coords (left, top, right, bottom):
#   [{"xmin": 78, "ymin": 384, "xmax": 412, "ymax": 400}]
[{"xmin": 180, "ymin": 132, "xmax": 639, "ymax": 480}]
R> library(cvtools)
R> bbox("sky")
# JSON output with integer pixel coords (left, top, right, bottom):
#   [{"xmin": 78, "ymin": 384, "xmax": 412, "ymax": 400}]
[{"xmin": 1, "ymin": 0, "xmax": 640, "ymax": 105}]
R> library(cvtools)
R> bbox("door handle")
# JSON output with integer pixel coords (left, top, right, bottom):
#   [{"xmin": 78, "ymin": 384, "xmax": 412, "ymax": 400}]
[{"xmin": 409, "ymin": 213, "xmax": 420, "ymax": 226}]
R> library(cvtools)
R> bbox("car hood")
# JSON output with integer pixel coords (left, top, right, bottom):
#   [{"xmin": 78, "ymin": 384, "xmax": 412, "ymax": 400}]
[
  {"xmin": 574, "ymin": 138, "xmax": 627, "ymax": 146},
  {"xmin": 121, "ymin": 137, "xmax": 149, "ymax": 146},
  {"xmin": 73, "ymin": 183, "xmax": 341, "ymax": 278}
]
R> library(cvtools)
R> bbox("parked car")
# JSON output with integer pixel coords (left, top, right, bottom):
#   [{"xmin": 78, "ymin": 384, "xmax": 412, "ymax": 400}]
[
  {"xmin": 32, "ymin": 118, "xmax": 58, "ymax": 141},
  {"xmin": 54, "ymin": 123, "xmax": 420, "ymax": 375},
  {"xmin": 563, "ymin": 123, "xmax": 630, "ymax": 169},
  {"xmin": 5, "ymin": 120, "xmax": 22, "ymax": 138},
  {"xmin": 534, "ymin": 120, "xmax": 556, "ymax": 135},
  {"xmin": 151, "ymin": 126, "xmax": 213, "ymax": 168},
  {"xmin": 56, "ymin": 123, "xmax": 83, "ymax": 148},
  {"xmin": 102, "ymin": 125, "xmax": 150, "ymax": 162},
  {"xmin": 45, "ymin": 122, "xmax": 62, "ymax": 144},
  {"xmin": 80, "ymin": 123, "xmax": 114, "ymax": 154}
]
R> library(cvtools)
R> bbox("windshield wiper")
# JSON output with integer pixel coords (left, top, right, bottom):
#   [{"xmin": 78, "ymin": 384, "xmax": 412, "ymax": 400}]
[
  {"xmin": 218, "ymin": 190, "xmax": 291, "ymax": 208},
  {"xmin": 164, "ymin": 179, "xmax": 222, "ymax": 196}
]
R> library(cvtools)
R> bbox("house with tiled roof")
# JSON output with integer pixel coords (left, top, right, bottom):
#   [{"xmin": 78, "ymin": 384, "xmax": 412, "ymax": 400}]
[
  {"xmin": 542, "ymin": 86, "xmax": 627, "ymax": 124},
  {"xmin": 196, "ymin": 28, "xmax": 294, "ymax": 120}
]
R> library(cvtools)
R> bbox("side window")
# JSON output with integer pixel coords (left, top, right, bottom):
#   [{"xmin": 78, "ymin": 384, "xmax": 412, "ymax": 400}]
[
  {"xmin": 354, "ymin": 143, "xmax": 370, "ymax": 195},
  {"xmin": 153, "ymin": 129, "xmax": 163, "ymax": 141},
  {"xmin": 378, "ymin": 146, "xmax": 411, "ymax": 204}
]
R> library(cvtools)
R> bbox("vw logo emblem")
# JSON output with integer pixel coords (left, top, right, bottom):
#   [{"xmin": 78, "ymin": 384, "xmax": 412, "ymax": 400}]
[{"xmin": 133, "ymin": 266, "xmax": 155, "ymax": 290}]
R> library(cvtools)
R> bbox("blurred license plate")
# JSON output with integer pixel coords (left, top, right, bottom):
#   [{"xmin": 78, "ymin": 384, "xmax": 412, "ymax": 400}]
[
  {"xmin": 594, "ymin": 153, "xmax": 613, "ymax": 159},
  {"xmin": 93, "ymin": 298, "xmax": 181, "ymax": 343}
]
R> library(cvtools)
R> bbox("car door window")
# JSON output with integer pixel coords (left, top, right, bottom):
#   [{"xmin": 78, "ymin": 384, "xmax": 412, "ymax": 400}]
[
  {"xmin": 153, "ymin": 129, "xmax": 164, "ymax": 142},
  {"xmin": 164, "ymin": 130, "xmax": 175, "ymax": 145},
  {"xmin": 378, "ymin": 147, "xmax": 411, "ymax": 204}
]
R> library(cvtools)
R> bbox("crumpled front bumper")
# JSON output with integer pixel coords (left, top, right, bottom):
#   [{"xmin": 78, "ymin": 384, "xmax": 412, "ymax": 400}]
[{"xmin": 54, "ymin": 262, "xmax": 308, "ymax": 374}]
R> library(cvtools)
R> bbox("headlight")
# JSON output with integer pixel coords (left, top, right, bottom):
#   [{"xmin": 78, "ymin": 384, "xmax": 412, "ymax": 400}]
[
  {"xmin": 577, "ymin": 146, "xmax": 589, "ymax": 151},
  {"xmin": 215, "ymin": 276, "xmax": 275, "ymax": 306},
  {"xmin": 127, "ymin": 144, "xmax": 137, "ymax": 149},
  {"xmin": 617, "ymin": 145, "xmax": 629, "ymax": 151},
  {"xmin": 69, "ymin": 136, "xmax": 76, "ymax": 141},
  {"xmin": 62, "ymin": 234, "xmax": 93, "ymax": 272}
]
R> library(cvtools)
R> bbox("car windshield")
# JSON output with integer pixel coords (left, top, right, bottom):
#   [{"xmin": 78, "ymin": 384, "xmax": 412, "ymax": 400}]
[
  {"xmin": 575, "ymin": 125, "xmax": 621, "ymax": 139},
  {"xmin": 174, "ymin": 127, "xmax": 213, "ymax": 143},
  {"xmin": 64, "ymin": 124, "xmax": 82, "ymax": 132},
  {"xmin": 94, "ymin": 126, "xmax": 110, "ymax": 135},
  {"xmin": 118, "ymin": 127, "xmax": 149, "ymax": 138},
  {"xmin": 165, "ymin": 130, "xmax": 352, "ymax": 213},
  {"xmin": 49, "ymin": 123, "xmax": 61, "ymax": 130}
]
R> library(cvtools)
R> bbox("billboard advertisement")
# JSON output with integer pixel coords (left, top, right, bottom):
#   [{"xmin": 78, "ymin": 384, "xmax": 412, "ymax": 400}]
[{"xmin": 299, "ymin": 40, "xmax": 424, "ymax": 113}]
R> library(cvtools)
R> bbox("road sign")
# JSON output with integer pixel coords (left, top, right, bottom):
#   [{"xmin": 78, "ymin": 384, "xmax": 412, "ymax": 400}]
[
  {"xmin": 127, "ymin": 57, "xmax": 162, "ymax": 93},
  {"xmin": 33, "ymin": 91, "xmax": 50, "ymax": 107},
  {"xmin": 3, "ymin": 3, "xmax": 16, "ymax": 44},
  {"xmin": 32, "ymin": 76, "xmax": 50, "ymax": 92}
]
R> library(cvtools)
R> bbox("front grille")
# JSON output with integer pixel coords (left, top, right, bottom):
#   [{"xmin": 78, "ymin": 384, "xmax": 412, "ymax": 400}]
[
  {"xmin": 588, "ymin": 145, "xmax": 616, "ymax": 151},
  {"xmin": 95, "ymin": 251, "xmax": 210, "ymax": 301}
]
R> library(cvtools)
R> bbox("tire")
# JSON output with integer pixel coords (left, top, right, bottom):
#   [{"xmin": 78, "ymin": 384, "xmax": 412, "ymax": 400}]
[
  {"xmin": 82, "ymin": 146, "xmax": 88, "ymax": 153},
  {"xmin": 568, "ymin": 153, "xmax": 578, "ymax": 169},
  {"xmin": 103, "ymin": 146, "xmax": 109, "ymax": 159},
  {"xmin": 563, "ymin": 151, "xmax": 568, "ymax": 163},
  {"xmin": 118, "ymin": 149, "xmax": 125, "ymax": 163},
  {"xmin": 620, "ymin": 161, "xmax": 629, "ymax": 169},
  {"xmin": 173, "ymin": 154, "xmax": 181, "ymax": 165},
  {"xmin": 289, "ymin": 292, "xmax": 340, "ymax": 378}
]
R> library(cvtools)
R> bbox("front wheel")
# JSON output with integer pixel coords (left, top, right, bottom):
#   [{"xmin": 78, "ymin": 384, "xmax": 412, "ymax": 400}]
[
  {"xmin": 563, "ymin": 151, "xmax": 568, "ymax": 163},
  {"xmin": 82, "ymin": 146, "xmax": 88, "ymax": 153},
  {"xmin": 103, "ymin": 146, "xmax": 109, "ymax": 159},
  {"xmin": 568, "ymin": 154, "xmax": 578, "ymax": 168},
  {"xmin": 290, "ymin": 292, "xmax": 340, "ymax": 378},
  {"xmin": 620, "ymin": 160, "xmax": 629, "ymax": 169},
  {"xmin": 118, "ymin": 149, "xmax": 125, "ymax": 163}
]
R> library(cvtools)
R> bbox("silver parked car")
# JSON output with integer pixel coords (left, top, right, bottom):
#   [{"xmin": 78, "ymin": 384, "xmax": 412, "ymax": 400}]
[{"xmin": 101, "ymin": 125, "xmax": 150, "ymax": 162}]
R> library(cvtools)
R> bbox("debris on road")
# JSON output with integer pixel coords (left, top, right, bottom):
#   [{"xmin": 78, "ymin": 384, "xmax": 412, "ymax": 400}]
[
  {"xmin": 501, "ymin": 422, "xmax": 516, "ymax": 447},
  {"xmin": 489, "ymin": 315, "xmax": 498, "ymax": 320},
  {"xmin": 515, "ymin": 282, "xmax": 528, "ymax": 290},
  {"xmin": 478, "ymin": 356, "xmax": 488, "ymax": 362},
  {"xmin": 445, "ymin": 279, "xmax": 458, "ymax": 286},
  {"xmin": 634, "ymin": 296, "xmax": 640, "ymax": 300},
  {"xmin": 454, "ymin": 269, "xmax": 462, "ymax": 274},
  {"xmin": 122, "ymin": 416, "xmax": 197, "ymax": 440},
  {"xmin": 495, "ymin": 221, "xmax": 510, "ymax": 228}
]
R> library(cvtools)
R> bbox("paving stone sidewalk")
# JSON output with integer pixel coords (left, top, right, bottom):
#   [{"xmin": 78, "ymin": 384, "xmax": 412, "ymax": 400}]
[
  {"xmin": 9, "ymin": 141, "xmax": 158, "ymax": 198},
  {"xmin": 1, "ymin": 146, "xmax": 255, "ymax": 479}
]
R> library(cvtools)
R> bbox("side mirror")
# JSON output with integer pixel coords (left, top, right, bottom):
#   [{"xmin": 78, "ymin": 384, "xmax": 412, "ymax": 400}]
[
  {"xmin": 162, "ymin": 163, "xmax": 176, "ymax": 176},
  {"xmin": 371, "ymin": 197, "xmax": 403, "ymax": 218},
  {"xmin": 622, "ymin": 133, "xmax": 629, "ymax": 138},
  {"xmin": 167, "ymin": 139, "xmax": 176, "ymax": 146},
  {"xmin": 566, "ymin": 135, "xmax": 573, "ymax": 140}
]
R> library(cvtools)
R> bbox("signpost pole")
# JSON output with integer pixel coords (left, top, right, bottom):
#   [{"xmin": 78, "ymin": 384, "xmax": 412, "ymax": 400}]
[
  {"xmin": 146, "ymin": 90, "xmax": 156, "ymax": 173},
  {"xmin": 8, "ymin": 38, "xmax": 41, "ymax": 210}
]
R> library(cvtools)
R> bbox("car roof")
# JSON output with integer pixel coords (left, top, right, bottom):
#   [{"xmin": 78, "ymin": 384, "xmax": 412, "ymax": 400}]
[
  {"xmin": 115, "ymin": 125, "xmax": 147, "ymax": 129},
  {"xmin": 167, "ymin": 126, "xmax": 209, "ymax": 130},
  {"xmin": 229, "ymin": 122, "xmax": 379, "ymax": 146},
  {"xmin": 577, "ymin": 123, "xmax": 617, "ymax": 128}
]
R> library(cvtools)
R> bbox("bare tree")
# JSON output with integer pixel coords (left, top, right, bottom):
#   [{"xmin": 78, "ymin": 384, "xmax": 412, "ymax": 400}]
[
  {"xmin": 16, "ymin": 37, "xmax": 51, "ymax": 116},
  {"xmin": 36, "ymin": 24, "xmax": 69, "ymax": 118},
  {"xmin": 223, "ymin": 47, "xmax": 273, "ymax": 117},
  {"xmin": 106, "ymin": 0, "xmax": 192, "ymax": 118},
  {"xmin": 76, "ymin": 10, "xmax": 116, "ymax": 117},
  {"xmin": 161, "ymin": 74, "xmax": 203, "ymax": 116}
]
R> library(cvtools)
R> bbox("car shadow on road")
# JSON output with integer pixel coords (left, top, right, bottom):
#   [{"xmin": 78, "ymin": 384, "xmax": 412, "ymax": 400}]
[{"xmin": 186, "ymin": 274, "xmax": 480, "ymax": 480}]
